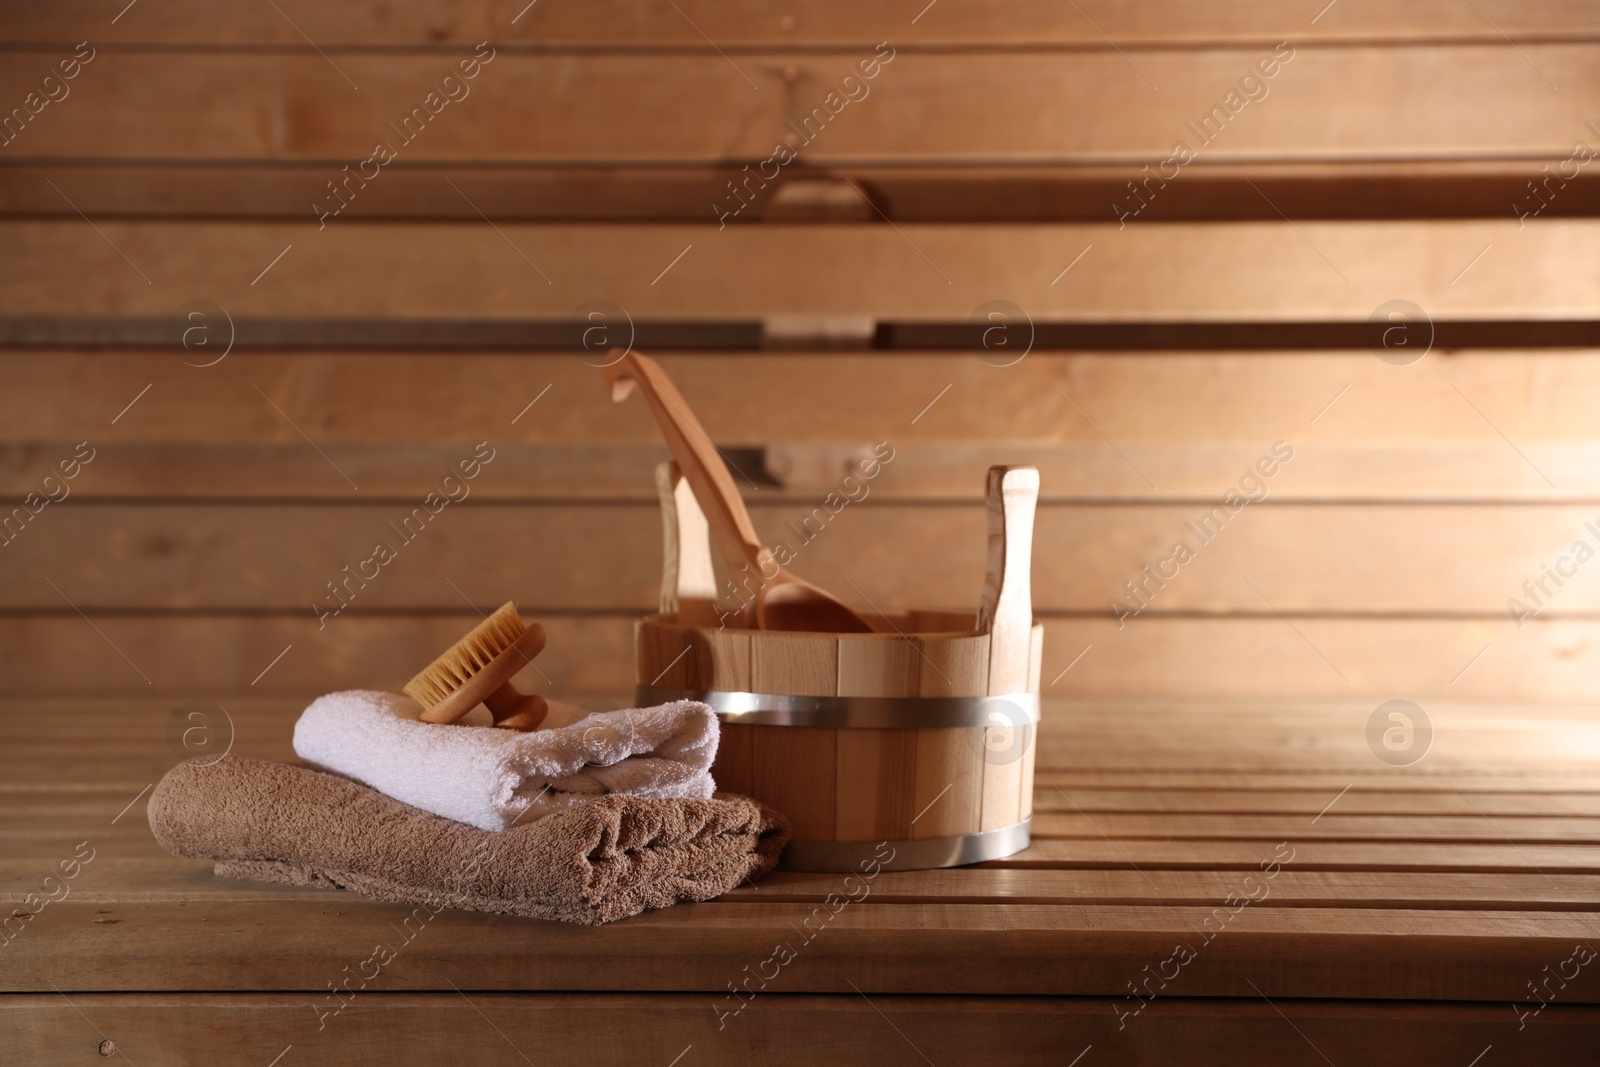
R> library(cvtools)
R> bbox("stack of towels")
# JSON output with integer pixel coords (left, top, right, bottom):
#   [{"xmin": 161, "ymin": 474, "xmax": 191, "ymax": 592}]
[{"xmin": 148, "ymin": 691, "xmax": 787, "ymax": 925}]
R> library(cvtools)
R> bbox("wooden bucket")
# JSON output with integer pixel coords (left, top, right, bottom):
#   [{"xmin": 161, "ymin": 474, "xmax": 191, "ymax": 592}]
[{"xmin": 634, "ymin": 462, "xmax": 1041, "ymax": 871}]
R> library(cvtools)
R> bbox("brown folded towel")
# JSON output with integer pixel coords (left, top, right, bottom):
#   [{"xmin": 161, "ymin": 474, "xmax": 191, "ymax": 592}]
[{"xmin": 148, "ymin": 756, "xmax": 788, "ymax": 925}]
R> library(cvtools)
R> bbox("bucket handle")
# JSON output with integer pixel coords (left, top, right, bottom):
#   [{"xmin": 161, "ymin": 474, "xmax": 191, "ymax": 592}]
[
  {"xmin": 655, "ymin": 462, "xmax": 720, "ymax": 626},
  {"xmin": 976, "ymin": 466, "xmax": 1040, "ymax": 692}
]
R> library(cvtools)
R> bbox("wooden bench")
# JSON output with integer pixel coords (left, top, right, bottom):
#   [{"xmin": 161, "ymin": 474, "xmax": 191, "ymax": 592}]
[
  {"xmin": 3, "ymin": 2, "xmax": 1598, "ymax": 1061},
  {"xmin": 7, "ymin": 699, "xmax": 1600, "ymax": 1062}
]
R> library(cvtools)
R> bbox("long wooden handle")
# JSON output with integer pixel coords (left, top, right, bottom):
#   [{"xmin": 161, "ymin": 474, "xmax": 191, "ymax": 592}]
[
  {"xmin": 977, "ymin": 466, "xmax": 1039, "ymax": 693},
  {"xmin": 605, "ymin": 352, "xmax": 769, "ymax": 576}
]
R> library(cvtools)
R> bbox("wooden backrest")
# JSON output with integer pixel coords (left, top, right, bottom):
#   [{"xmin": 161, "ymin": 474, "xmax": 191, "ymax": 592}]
[{"xmin": 2, "ymin": 2, "xmax": 1597, "ymax": 702}]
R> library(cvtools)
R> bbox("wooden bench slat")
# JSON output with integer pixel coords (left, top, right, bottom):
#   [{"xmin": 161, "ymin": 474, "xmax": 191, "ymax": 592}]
[
  {"xmin": 1037, "ymin": 788, "xmax": 1600, "ymax": 816},
  {"xmin": 12, "ymin": 795, "xmax": 1597, "ymax": 844},
  {"xmin": 5, "ymin": 698, "xmax": 1596, "ymax": 784},
  {"xmin": 1036, "ymin": 771, "xmax": 1600, "ymax": 794},
  {"xmin": 1006, "ymin": 839, "xmax": 1600, "ymax": 873},
  {"xmin": 11, "ymin": 824, "xmax": 1600, "ymax": 876},
  {"xmin": 7, "ymin": 898, "xmax": 1599, "ymax": 1000},
  {"xmin": 24, "ymin": 767, "xmax": 1582, "ymax": 795},
  {"xmin": 1029, "ymin": 812, "xmax": 1600, "ymax": 844},
  {"xmin": 7, "ymin": 993, "xmax": 1596, "ymax": 1067},
  {"xmin": 8, "ymin": 858, "xmax": 1600, "ymax": 909},
  {"xmin": 21, "ymin": 783, "xmax": 1600, "ymax": 815},
  {"xmin": 740, "ymin": 869, "xmax": 1600, "ymax": 908}
]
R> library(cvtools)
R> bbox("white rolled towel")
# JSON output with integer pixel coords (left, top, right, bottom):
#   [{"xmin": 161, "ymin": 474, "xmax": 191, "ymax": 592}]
[{"xmin": 292, "ymin": 690, "xmax": 719, "ymax": 832}]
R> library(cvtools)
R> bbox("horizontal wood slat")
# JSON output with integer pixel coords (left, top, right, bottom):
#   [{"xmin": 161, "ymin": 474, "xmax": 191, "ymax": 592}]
[
  {"xmin": 11, "ymin": 830, "xmax": 1600, "ymax": 878},
  {"xmin": 1, "ymin": 221, "xmax": 1594, "ymax": 322},
  {"xmin": 28, "ymin": 794, "xmax": 1596, "ymax": 847},
  {"xmin": 740, "ymin": 869, "xmax": 1600, "ymax": 909},
  {"xmin": 18, "ymin": 440, "xmax": 1600, "ymax": 502},
  {"xmin": 6, "ymin": 163, "xmax": 1599, "ymax": 223},
  {"xmin": 8, "ymin": 700, "xmax": 1595, "ymax": 782},
  {"xmin": 6, "ymin": 897, "xmax": 1597, "ymax": 999},
  {"xmin": 8, "ymin": 351, "xmax": 1600, "ymax": 501},
  {"xmin": 1, "ymin": 48, "xmax": 1597, "ymax": 166},
  {"xmin": 0, "ymin": 613, "xmax": 636, "ymax": 697},
  {"xmin": 8, "ymin": 995, "xmax": 1597, "ymax": 1067},
  {"xmin": 1006, "ymin": 840, "xmax": 1600, "ymax": 874},
  {"xmin": 1036, "ymin": 788, "xmax": 1600, "ymax": 816},
  {"xmin": 7, "ymin": 500, "xmax": 1600, "ymax": 615},
  {"xmin": 7, "ymin": 1, "xmax": 1599, "ymax": 47},
  {"xmin": 1041, "ymin": 771, "xmax": 1600, "ymax": 791},
  {"xmin": 6, "ymin": 850, "xmax": 1600, "ymax": 909},
  {"xmin": 12, "ymin": 351, "xmax": 1600, "ymax": 449},
  {"xmin": 10, "ymin": 613, "xmax": 1600, "ymax": 699},
  {"xmin": 25, "ymin": 776, "xmax": 1593, "ymax": 803},
  {"xmin": 1028, "ymin": 812, "xmax": 1600, "ymax": 844}
]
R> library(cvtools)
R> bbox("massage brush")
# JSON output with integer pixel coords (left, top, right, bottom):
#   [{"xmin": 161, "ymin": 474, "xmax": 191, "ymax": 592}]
[{"xmin": 404, "ymin": 601, "xmax": 548, "ymax": 730}]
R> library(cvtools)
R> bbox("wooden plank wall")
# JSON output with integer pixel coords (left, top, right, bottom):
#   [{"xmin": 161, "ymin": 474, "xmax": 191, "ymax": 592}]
[{"xmin": 2, "ymin": 2, "xmax": 1598, "ymax": 702}]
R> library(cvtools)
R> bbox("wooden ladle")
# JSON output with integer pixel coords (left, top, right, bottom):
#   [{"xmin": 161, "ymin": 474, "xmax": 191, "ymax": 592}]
[{"xmin": 603, "ymin": 352, "xmax": 874, "ymax": 633}]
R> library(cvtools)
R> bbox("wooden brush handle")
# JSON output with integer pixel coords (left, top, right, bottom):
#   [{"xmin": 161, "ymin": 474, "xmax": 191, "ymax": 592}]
[{"xmin": 486, "ymin": 688, "xmax": 548, "ymax": 731}]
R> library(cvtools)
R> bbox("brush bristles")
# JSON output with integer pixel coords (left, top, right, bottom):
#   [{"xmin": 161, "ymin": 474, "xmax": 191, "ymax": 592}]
[{"xmin": 404, "ymin": 601, "xmax": 525, "ymax": 708}]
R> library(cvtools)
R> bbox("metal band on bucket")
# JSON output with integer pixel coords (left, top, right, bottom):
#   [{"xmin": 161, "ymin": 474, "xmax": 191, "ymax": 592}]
[
  {"xmin": 778, "ymin": 819, "xmax": 1032, "ymax": 872},
  {"xmin": 634, "ymin": 685, "xmax": 1040, "ymax": 729}
]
